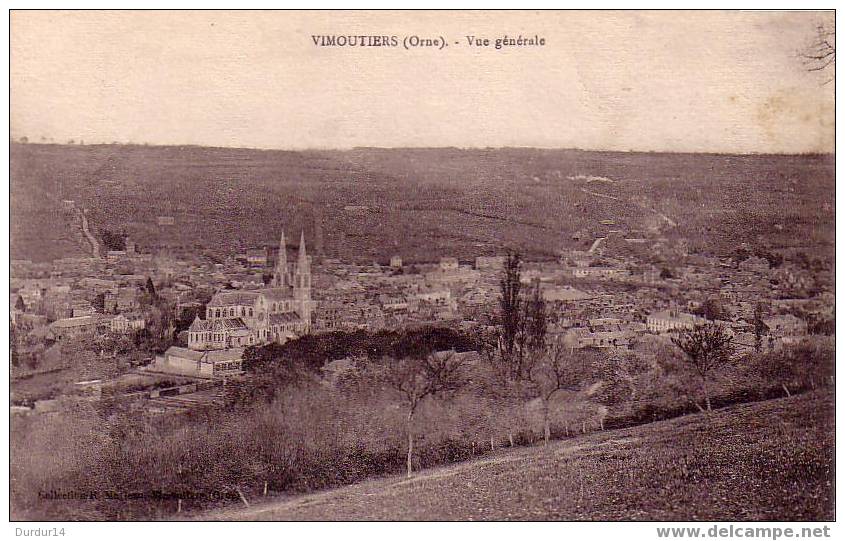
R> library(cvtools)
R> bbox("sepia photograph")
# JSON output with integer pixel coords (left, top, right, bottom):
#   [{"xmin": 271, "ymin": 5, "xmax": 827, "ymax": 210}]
[{"xmin": 7, "ymin": 8, "xmax": 836, "ymax": 527}]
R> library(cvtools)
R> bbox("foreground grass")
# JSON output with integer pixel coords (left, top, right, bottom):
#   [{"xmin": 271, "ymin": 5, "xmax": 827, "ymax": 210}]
[{"xmin": 201, "ymin": 391, "xmax": 834, "ymax": 521}]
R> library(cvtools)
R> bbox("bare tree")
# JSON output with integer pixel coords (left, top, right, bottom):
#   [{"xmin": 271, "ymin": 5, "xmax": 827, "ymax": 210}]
[
  {"xmin": 801, "ymin": 22, "xmax": 835, "ymax": 83},
  {"xmin": 671, "ymin": 323, "xmax": 735, "ymax": 411},
  {"xmin": 383, "ymin": 351, "xmax": 467, "ymax": 477},
  {"xmin": 478, "ymin": 335, "xmax": 528, "ymax": 448},
  {"xmin": 528, "ymin": 342, "xmax": 590, "ymax": 445},
  {"xmin": 752, "ymin": 302, "xmax": 768, "ymax": 354}
]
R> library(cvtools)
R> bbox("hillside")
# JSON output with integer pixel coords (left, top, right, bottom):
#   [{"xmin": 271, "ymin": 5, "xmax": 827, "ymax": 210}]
[
  {"xmin": 10, "ymin": 143, "xmax": 834, "ymax": 263},
  {"xmin": 201, "ymin": 391, "xmax": 834, "ymax": 521}
]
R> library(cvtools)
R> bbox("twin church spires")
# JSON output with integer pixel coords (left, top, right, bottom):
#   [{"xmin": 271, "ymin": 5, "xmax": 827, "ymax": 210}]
[{"xmin": 271, "ymin": 230, "xmax": 310, "ymax": 290}]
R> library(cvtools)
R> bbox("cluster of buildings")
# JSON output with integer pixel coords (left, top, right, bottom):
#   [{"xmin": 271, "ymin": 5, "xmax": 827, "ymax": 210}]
[
  {"xmin": 153, "ymin": 232, "xmax": 314, "ymax": 377},
  {"xmin": 11, "ymin": 221, "xmax": 831, "ymax": 383},
  {"xmin": 11, "ymin": 263, "xmax": 151, "ymax": 344}
]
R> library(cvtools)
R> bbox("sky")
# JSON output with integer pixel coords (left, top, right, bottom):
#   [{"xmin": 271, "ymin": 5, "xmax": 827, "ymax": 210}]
[{"xmin": 10, "ymin": 10, "xmax": 835, "ymax": 153}]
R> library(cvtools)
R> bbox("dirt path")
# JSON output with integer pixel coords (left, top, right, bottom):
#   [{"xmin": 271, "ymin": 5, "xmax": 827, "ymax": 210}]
[
  {"xmin": 79, "ymin": 209, "xmax": 101, "ymax": 257},
  {"xmin": 579, "ymin": 187, "xmax": 677, "ymax": 228}
]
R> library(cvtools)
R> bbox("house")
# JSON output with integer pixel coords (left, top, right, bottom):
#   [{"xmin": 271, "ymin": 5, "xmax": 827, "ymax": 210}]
[
  {"xmin": 78, "ymin": 277, "xmax": 119, "ymax": 293},
  {"xmin": 646, "ymin": 310, "xmax": 706, "ymax": 333},
  {"xmin": 105, "ymin": 288, "xmax": 140, "ymax": 313},
  {"xmin": 17, "ymin": 285, "xmax": 43, "ymax": 308},
  {"xmin": 414, "ymin": 288, "xmax": 452, "ymax": 306},
  {"xmin": 541, "ymin": 285, "xmax": 593, "ymax": 303},
  {"xmin": 558, "ymin": 318, "xmax": 636, "ymax": 350},
  {"xmin": 109, "ymin": 313, "xmax": 146, "ymax": 333},
  {"xmin": 313, "ymin": 301, "xmax": 345, "ymax": 332},
  {"xmin": 439, "ymin": 257, "xmax": 459, "ymax": 272},
  {"xmin": 379, "ymin": 295, "xmax": 410, "ymax": 311},
  {"xmin": 246, "ymin": 248, "xmax": 268, "ymax": 268},
  {"xmin": 562, "ymin": 327, "xmax": 631, "ymax": 350},
  {"xmin": 106, "ymin": 250, "xmax": 129, "ymax": 263},
  {"xmin": 572, "ymin": 267, "xmax": 629, "ymax": 280},
  {"xmin": 48, "ymin": 316, "xmax": 98, "ymax": 341},
  {"xmin": 153, "ymin": 346, "xmax": 244, "ymax": 378},
  {"xmin": 764, "ymin": 314, "xmax": 808, "ymax": 338},
  {"xmin": 228, "ymin": 273, "xmax": 265, "ymax": 289},
  {"xmin": 475, "ymin": 256, "xmax": 506, "ymax": 271},
  {"xmin": 71, "ymin": 301, "xmax": 96, "ymax": 318}
]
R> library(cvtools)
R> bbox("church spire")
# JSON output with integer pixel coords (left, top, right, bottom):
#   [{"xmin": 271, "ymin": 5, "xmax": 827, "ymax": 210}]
[
  {"xmin": 294, "ymin": 231, "xmax": 312, "ymax": 329},
  {"xmin": 298, "ymin": 230, "xmax": 308, "ymax": 268},
  {"xmin": 272, "ymin": 230, "xmax": 287, "ymax": 287},
  {"xmin": 295, "ymin": 231, "xmax": 311, "ymax": 290}
]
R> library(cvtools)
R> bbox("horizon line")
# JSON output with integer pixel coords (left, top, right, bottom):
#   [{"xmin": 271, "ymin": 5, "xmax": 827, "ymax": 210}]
[{"xmin": 9, "ymin": 140, "xmax": 835, "ymax": 158}]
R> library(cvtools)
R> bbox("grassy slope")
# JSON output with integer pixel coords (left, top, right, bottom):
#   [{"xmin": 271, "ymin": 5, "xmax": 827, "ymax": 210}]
[
  {"xmin": 201, "ymin": 391, "xmax": 834, "ymax": 521},
  {"xmin": 11, "ymin": 144, "xmax": 834, "ymax": 262}
]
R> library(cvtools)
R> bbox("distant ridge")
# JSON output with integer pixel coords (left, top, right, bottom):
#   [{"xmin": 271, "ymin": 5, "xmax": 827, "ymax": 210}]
[
  {"xmin": 10, "ymin": 142, "xmax": 834, "ymax": 263},
  {"xmin": 10, "ymin": 141, "xmax": 834, "ymax": 158}
]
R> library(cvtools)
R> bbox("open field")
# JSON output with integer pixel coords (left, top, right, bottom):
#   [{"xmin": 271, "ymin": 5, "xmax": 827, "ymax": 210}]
[
  {"xmin": 202, "ymin": 391, "xmax": 834, "ymax": 521},
  {"xmin": 11, "ymin": 143, "xmax": 834, "ymax": 262}
]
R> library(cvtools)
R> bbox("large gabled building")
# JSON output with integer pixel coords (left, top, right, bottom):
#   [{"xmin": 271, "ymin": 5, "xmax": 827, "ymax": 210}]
[{"xmin": 186, "ymin": 231, "xmax": 315, "ymax": 351}]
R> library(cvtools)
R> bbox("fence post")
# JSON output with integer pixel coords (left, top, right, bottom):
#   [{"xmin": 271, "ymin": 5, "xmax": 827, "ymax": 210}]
[{"xmin": 237, "ymin": 487, "xmax": 250, "ymax": 508}]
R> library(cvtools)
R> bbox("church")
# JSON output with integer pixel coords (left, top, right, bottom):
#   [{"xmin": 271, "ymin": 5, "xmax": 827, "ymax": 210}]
[{"xmin": 186, "ymin": 231, "xmax": 315, "ymax": 351}]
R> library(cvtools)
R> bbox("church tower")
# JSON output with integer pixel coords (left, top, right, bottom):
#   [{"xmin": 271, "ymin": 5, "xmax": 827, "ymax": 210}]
[
  {"xmin": 293, "ymin": 231, "xmax": 312, "ymax": 328},
  {"xmin": 272, "ymin": 231, "xmax": 287, "ymax": 287}
]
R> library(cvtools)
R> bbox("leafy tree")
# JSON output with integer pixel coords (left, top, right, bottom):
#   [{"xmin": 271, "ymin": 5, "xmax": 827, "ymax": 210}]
[
  {"xmin": 808, "ymin": 317, "xmax": 835, "ymax": 336},
  {"xmin": 671, "ymin": 323, "xmax": 735, "ymax": 411},
  {"xmin": 145, "ymin": 277, "xmax": 158, "ymax": 302},
  {"xmin": 92, "ymin": 293, "xmax": 105, "ymax": 313},
  {"xmin": 524, "ymin": 281, "xmax": 547, "ymax": 356},
  {"xmin": 755, "ymin": 249, "xmax": 783, "ymax": 269},
  {"xmin": 10, "ymin": 321, "xmax": 19, "ymax": 367},
  {"xmin": 235, "ymin": 345, "xmax": 308, "ymax": 404},
  {"xmin": 139, "ymin": 301, "xmax": 176, "ymax": 353},
  {"xmin": 14, "ymin": 296, "xmax": 26, "ymax": 312},
  {"xmin": 174, "ymin": 304, "xmax": 207, "ymax": 334},
  {"xmin": 498, "ymin": 251, "xmax": 523, "ymax": 374},
  {"xmin": 732, "ymin": 246, "xmax": 751, "ymax": 264},
  {"xmin": 481, "ymin": 262, "xmax": 553, "ymax": 444},
  {"xmin": 100, "ymin": 228, "xmax": 127, "ymax": 251},
  {"xmin": 695, "ymin": 297, "xmax": 731, "ymax": 321},
  {"xmin": 495, "ymin": 253, "xmax": 548, "ymax": 382}
]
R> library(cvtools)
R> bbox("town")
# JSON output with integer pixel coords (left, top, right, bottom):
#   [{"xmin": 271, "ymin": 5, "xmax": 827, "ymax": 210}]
[{"xmin": 10, "ymin": 203, "xmax": 833, "ymax": 415}]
